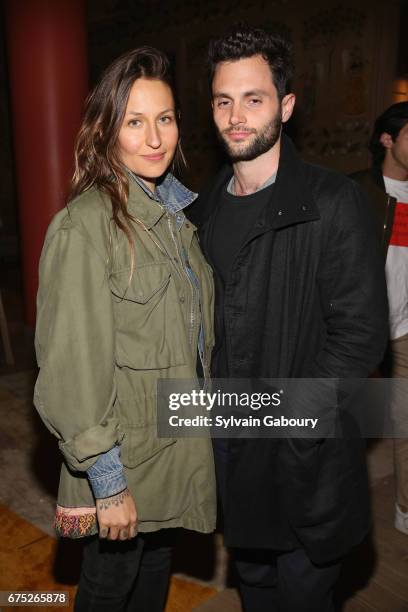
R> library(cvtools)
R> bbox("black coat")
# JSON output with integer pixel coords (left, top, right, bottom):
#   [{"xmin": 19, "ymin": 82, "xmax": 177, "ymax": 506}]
[
  {"xmin": 187, "ymin": 135, "xmax": 388, "ymax": 564},
  {"xmin": 351, "ymin": 166, "xmax": 396, "ymax": 258}
]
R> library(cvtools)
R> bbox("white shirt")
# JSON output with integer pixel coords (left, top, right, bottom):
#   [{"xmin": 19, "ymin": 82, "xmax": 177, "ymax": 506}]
[{"xmin": 384, "ymin": 176, "xmax": 408, "ymax": 339}]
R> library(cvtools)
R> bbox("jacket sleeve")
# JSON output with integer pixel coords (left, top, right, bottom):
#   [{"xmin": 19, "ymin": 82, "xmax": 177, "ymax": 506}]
[
  {"xmin": 305, "ymin": 179, "xmax": 388, "ymax": 378},
  {"xmin": 34, "ymin": 220, "xmax": 124, "ymax": 472},
  {"xmin": 87, "ymin": 445, "xmax": 127, "ymax": 498}
]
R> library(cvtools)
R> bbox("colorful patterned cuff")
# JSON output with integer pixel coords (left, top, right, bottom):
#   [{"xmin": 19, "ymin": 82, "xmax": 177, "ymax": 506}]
[{"xmin": 54, "ymin": 505, "xmax": 98, "ymax": 539}]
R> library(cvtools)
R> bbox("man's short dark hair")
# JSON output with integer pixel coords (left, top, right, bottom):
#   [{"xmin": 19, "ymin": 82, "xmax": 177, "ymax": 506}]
[
  {"xmin": 207, "ymin": 23, "xmax": 293, "ymax": 101},
  {"xmin": 369, "ymin": 101, "xmax": 408, "ymax": 166}
]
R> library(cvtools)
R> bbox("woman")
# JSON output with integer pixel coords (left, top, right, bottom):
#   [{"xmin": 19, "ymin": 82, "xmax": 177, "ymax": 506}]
[{"xmin": 33, "ymin": 47, "xmax": 216, "ymax": 611}]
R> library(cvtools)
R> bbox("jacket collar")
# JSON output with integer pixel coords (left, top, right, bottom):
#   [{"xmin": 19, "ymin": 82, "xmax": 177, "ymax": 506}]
[
  {"xmin": 191, "ymin": 134, "xmax": 320, "ymax": 230},
  {"xmin": 266, "ymin": 134, "xmax": 320, "ymax": 229},
  {"xmin": 129, "ymin": 170, "xmax": 197, "ymax": 210},
  {"xmin": 126, "ymin": 171, "xmax": 198, "ymax": 229},
  {"xmin": 371, "ymin": 164, "xmax": 387, "ymax": 192}
]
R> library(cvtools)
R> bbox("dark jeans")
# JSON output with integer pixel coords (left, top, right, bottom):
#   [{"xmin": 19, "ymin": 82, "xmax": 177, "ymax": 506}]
[
  {"xmin": 234, "ymin": 546, "xmax": 341, "ymax": 612},
  {"xmin": 74, "ymin": 530, "xmax": 174, "ymax": 612},
  {"xmin": 213, "ymin": 439, "xmax": 341, "ymax": 612}
]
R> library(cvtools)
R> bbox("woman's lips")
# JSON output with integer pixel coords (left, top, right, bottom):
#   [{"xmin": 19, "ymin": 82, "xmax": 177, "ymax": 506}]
[{"xmin": 142, "ymin": 153, "xmax": 166, "ymax": 161}]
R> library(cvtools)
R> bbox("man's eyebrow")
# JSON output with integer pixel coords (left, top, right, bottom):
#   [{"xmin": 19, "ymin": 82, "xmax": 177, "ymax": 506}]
[
  {"xmin": 243, "ymin": 89, "xmax": 269, "ymax": 97},
  {"xmin": 212, "ymin": 92, "xmax": 233, "ymax": 99},
  {"xmin": 213, "ymin": 89, "xmax": 269, "ymax": 98}
]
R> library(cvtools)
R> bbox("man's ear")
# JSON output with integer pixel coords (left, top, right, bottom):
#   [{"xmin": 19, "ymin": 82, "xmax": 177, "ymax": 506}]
[
  {"xmin": 380, "ymin": 132, "xmax": 394, "ymax": 149},
  {"xmin": 281, "ymin": 93, "xmax": 296, "ymax": 124}
]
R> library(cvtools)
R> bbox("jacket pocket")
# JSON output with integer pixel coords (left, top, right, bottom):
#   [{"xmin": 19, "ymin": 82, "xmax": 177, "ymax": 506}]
[
  {"xmin": 120, "ymin": 424, "xmax": 177, "ymax": 468},
  {"xmin": 110, "ymin": 263, "xmax": 189, "ymax": 369},
  {"xmin": 110, "ymin": 263, "xmax": 171, "ymax": 304}
]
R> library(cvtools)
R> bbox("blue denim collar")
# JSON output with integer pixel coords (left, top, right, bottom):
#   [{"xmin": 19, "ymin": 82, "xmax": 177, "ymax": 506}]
[{"xmin": 128, "ymin": 170, "xmax": 197, "ymax": 213}]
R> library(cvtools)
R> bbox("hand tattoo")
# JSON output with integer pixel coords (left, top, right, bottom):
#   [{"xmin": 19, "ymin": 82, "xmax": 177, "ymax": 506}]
[
  {"xmin": 97, "ymin": 489, "xmax": 130, "ymax": 511},
  {"xmin": 100, "ymin": 527, "xmax": 109, "ymax": 538}
]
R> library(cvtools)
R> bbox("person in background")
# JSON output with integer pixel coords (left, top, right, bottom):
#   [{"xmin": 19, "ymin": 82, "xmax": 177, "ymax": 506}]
[
  {"xmin": 188, "ymin": 24, "xmax": 388, "ymax": 612},
  {"xmin": 353, "ymin": 101, "xmax": 408, "ymax": 536},
  {"xmin": 33, "ymin": 46, "xmax": 215, "ymax": 611}
]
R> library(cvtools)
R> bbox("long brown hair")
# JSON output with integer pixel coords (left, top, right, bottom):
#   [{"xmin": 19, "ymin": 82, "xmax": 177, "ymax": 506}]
[{"xmin": 69, "ymin": 46, "xmax": 184, "ymax": 271}]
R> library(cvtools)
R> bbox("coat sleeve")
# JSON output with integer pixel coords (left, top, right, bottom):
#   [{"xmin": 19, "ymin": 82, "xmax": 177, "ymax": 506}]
[
  {"xmin": 34, "ymin": 220, "xmax": 124, "ymax": 472},
  {"xmin": 87, "ymin": 445, "xmax": 127, "ymax": 498},
  {"xmin": 305, "ymin": 179, "xmax": 388, "ymax": 378}
]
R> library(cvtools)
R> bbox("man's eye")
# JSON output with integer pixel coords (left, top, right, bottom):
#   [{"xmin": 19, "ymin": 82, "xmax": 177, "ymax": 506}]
[
  {"xmin": 217, "ymin": 100, "xmax": 230, "ymax": 108},
  {"xmin": 249, "ymin": 98, "xmax": 261, "ymax": 105}
]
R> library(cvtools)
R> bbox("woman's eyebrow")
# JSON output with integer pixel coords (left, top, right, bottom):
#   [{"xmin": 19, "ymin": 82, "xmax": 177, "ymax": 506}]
[{"xmin": 126, "ymin": 108, "xmax": 175, "ymax": 116}]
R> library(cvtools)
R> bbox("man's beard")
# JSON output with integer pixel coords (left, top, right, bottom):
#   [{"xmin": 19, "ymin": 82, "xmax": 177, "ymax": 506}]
[{"xmin": 216, "ymin": 113, "xmax": 282, "ymax": 162}]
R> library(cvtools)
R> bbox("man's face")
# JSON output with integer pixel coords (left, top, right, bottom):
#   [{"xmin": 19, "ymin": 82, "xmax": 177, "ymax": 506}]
[
  {"xmin": 211, "ymin": 55, "xmax": 294, "ymax": 162},
  {"xmin": 390, "ymin": 122, "xmax": 408, "ymax": 172},
  {"xmin": 381, "ymin": 121, "xmax": 408, "ymax": 177}
]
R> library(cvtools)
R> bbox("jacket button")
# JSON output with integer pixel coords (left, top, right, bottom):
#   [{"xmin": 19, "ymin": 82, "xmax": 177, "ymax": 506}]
[
  {"xmin": 180, "ymin": 296, "xmax": 185, "ymax": 303},
  {"xmin": 101, "ymin": 420, "xmax": 108, "ymax": 427},
  {"xmin": 301, "ymin": 205, "xmax": 308, "ymax": 211},
  {"xmin": 185, "ymin": 222, "xmax": 190, "ymax": 228},
  {"xmin": 277, "ymin": 210, "xmax": 283, "ymax": 216}
]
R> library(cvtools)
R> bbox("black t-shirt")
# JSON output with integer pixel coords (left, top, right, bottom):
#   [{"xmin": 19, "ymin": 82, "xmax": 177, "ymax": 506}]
[
  {"xmin": 208, "ymin": 180, "xmax": 275, "ymax": 376},
  {"xmin": 210, "ymin": 181, "xmax": 274, "ymax": 284}
]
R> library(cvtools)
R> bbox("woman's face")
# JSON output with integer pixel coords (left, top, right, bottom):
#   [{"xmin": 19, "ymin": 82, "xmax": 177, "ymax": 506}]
[{"xmin": 117, "ymin": 78, "xmax": 179, "ymax": 191}]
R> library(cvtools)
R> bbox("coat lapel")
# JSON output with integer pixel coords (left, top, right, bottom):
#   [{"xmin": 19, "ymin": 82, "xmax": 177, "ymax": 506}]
[{"xmin": 190, "ymin": 134, "xmax": 320, "ymax": 243}]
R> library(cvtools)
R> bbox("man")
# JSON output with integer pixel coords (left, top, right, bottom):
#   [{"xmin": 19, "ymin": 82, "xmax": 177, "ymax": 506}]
[
  {"xmin": 187, "ymin": 25, "xmax": 388, "ymax": 612},
  {"xmin": 353, "ymin": 102, "xmax": 408, "ymax": 536}
]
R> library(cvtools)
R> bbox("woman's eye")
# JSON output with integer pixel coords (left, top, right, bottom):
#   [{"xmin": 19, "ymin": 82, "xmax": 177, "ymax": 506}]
[
  {"xmin": 128, "ymin": 119, "xmax": 141, "ymax": 127},
  {"xmin": 159, "ymin": 115, "xmax": 173, "ymax": 124}
]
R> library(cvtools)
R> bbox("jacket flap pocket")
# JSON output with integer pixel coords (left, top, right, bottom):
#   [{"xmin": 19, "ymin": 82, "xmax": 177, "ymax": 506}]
[
  {"xmin": 120, "ymin": 424, "xmax": 176, "ymax": 468},
  {"xmin": 110, "ymin": 263, "xmax": 171, "ymax": 304}
]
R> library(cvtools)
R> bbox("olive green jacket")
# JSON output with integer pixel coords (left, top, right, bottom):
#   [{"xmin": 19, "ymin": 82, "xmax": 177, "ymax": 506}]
[{"xmin": 34, "ymin": 179, "xmax": 216, "ymax": 536}]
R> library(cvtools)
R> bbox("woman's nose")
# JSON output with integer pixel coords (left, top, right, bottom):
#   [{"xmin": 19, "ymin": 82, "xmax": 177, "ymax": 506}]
[{"xmin": 146, "ymin": 124, "xmax": 161, "ymax": 148}]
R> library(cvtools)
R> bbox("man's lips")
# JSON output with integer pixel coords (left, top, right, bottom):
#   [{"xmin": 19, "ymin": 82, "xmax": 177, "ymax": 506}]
[
  {"xmin": 141, "ymin": 153, "xmax": 166, "ymax": 161},
  {"xmin": 225, "ymin": 131, "xmax": 255, "ymax": 141}
]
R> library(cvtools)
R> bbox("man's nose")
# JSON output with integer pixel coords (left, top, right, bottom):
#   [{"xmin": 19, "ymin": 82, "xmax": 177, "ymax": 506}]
[{"xmin": 229, "ymin": 103, "xmax": 246, "ymax": 126}]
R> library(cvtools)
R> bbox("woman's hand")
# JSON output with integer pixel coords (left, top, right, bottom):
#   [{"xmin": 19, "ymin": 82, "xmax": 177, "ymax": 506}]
[{"xmin": 96, "ymin": 488, "xmax": 138, "ymax": 540}]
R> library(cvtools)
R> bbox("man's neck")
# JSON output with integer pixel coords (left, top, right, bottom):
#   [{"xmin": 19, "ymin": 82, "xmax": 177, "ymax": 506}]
[
  {"xmin": 232, "ymin": 139, "xmax": 281, "ymax": 196},
  {"xmin": 382, "ymin": 157, "xmax": 408, "ymax": 182}
]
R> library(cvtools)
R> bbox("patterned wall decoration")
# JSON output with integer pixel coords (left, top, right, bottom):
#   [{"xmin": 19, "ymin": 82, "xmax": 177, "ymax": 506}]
[
  {"xmin": 294, "ymin": 6, "xmax": 372, "ymax": 165},
  {"xmin": 0, "ymin": 0, "xmax": 401, "ymax": 231},
  {"xmin": 85, "ymin": 0, "xmax": 399, "ymax": 186}
]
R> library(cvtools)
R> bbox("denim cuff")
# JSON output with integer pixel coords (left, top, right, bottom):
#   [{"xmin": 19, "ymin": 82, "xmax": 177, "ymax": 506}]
[{"xmin": 86, "ymin": 445, "xmax": 127, "ymax": 499}]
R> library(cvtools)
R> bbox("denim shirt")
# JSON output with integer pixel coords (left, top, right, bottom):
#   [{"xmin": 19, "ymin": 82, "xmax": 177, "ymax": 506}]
[{"xmin": 87, "ymin": 172, "xmax": 201, "ymax": 498}]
